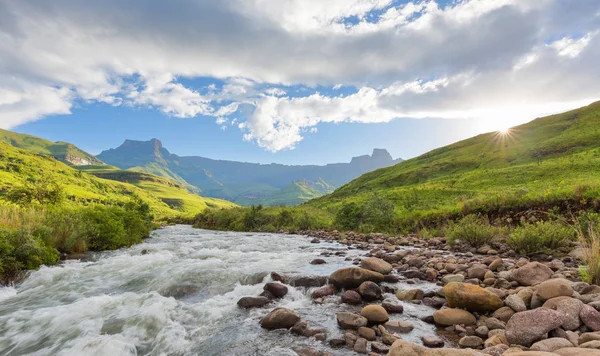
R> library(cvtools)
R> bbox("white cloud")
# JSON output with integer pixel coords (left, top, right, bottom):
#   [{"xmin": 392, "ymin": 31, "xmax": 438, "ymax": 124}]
[{"xmin": 0, "ymin": 0, "xmax": 598, "ymax": 151}]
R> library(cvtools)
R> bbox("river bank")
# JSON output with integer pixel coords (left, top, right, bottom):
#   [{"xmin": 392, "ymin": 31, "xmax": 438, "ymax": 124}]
[{"xmin": 244, "ymin": 228, "xmax": 598, "ymax": 355}]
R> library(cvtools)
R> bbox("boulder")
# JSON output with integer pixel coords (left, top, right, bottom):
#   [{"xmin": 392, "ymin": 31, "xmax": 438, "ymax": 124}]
[
  {"xmin": 329, "ymin": 267, "xmax": 384, "ymax": 288},
  {"xmin": 358, "ymin": 281, "xmax": 382, "ymax": 301},
  {"xmin": 354, "ymin": 337, "xmax": 368, "ymax": 354},
  {"xmin": 459, "ymin": 336, "xmax": 483, "ymax": 348},
  {"xmin": 388, "ymin": 339, "xmax": 485, "ymax": 355},
  {"xmin": 492, "ymin": 306, "xmax": 515, "ymax": 323},
  {"xmin": 396, "ymin": 288, "xmax": 424, "ymax": 301},
  {"xmin": 260, "ymin": 308, "xmax": 301, "ymax": 330},
  {"xmin": 385, "ymin": 320, "xmax": 414, "ymax": 333},
  {"xmin": 530, "ymin": 338, "xmax": 576, "ymax": 352},
  {"xmin": 580, "ymin": 304, "xmax": 600, "ymax": 331},
  {"xmin": 555, "ymin": 348, "xmax": 600, "ymax": 356},
  {"xmin": 360, "ymin": 257, "xmax": 393, "ymax": 274},
  {"xmin": 506, "ymin": 308, "xmax": 565, "ymax": 346},
  {"xmin": 311, "ymin": 285, "xmax": 337, "ymax": 299},
  {"xmin": 361, "ymin": 305, "xmax": 389, "ymax": 324},
  {"xmin": 433, "ymin": 308, "xmax": 476, "ymax": 326},
  {"xmin": 556, "ymin": 298, "xmax": 584, "ymax": 330},
  {"xmin": 237, "ymin": 296, "xmax": 270, "ymax": 309},
  {"xmin": 422, "ymin": 335, "xmax": 445, "ymax": 348},
  {"xmin": 505, "ymin": 294, "xmax": 527, "ymax": 312},
  {"xmin": 336, "ymin": 312, "xmax": 368, "ymax": 329},
  {"xmin": 443, "ymin": 282, "xmax": 503, "ymax": 312},
  {"xmin": 371, "ymin": 342, "xmax": 390, "ymax": 353},
  {"xmin": 442, "ymin": 274, "xmax": 466, "ymax": 284},
  {"xmin": 511, "ymin": 262, "xmax": 553, "ymax": 286},
  {"xmin": 263, "ymin": 282, "xmax": 288, "ymax": 299},
  {"xmin": 382, "ymin": 301, "xmax": 404, "ymax": 314},
  {"xmin": 536, "ymin": 279, "xmax": 573, "ymax": 300},
  {"xmin": 358, "ymin": 326, "xmax": 376, "ymax": 341},
  {"xmin": 341, "ymin": 290, "xmax": 362, "ymax": 304}
]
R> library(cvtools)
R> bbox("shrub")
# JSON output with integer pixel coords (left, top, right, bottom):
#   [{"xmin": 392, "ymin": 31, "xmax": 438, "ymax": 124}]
[
  {"xmin": 0, "ymin": 227, "xmax": 60, "ymax": 280},
  {"xmin": 578, "ymin": 226, "xmax": 600, "ymax": 284},
  {"xmin": 6, "ymin": 175, "xmax": 65, "ymax": 205},
  {"xmin": 334, "ymin": 202, "xmax": 361, "ymax": 230},
  {"xmin": 276, "ymin": 209, "xmax": 294, "ymax": 228},
  {"xmin": 361, "ymin": 195, "xmax": 395, "ymax": 232},
  {"xmin": 242, "ymin": 205, "xmax": 267, "ymax": 231},
  {"xmin": 446, "ymin": 214, "xmax": 503, "ymax": 247},
  {"xmin": 507, "ymin": 221, "xmax": 575, "ymax": 255}
]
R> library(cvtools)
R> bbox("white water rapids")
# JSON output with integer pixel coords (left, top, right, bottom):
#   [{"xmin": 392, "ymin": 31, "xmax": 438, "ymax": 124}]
[{"xmin": 0, "ymin": 225, "xmax": 440, "ymax": 356}]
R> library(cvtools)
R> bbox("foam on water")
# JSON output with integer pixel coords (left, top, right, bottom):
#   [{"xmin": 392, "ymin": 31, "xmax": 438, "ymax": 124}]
[{"xmin": 0, "ymin": 225, "xmax": 440, "ymax": 355}]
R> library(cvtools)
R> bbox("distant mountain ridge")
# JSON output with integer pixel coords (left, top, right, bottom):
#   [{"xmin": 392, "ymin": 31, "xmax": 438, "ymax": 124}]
[{"xmin": 97, "ymin": 139, "xmax": 402, "ymax": 205}]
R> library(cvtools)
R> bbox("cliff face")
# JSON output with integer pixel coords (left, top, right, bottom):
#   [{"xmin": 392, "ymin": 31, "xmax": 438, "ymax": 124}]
[{"xmin": 98, "ymin": 140, "xmax": 403, "ymax": 205}]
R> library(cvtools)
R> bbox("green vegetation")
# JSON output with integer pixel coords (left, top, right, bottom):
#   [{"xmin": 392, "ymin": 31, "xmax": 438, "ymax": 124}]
[
  {"xmin": 257, "ymin": 179, "xmax": 335, "ymax": 206},
  {"xmin": 445, "ymin": 214, "xmax": 506, "ymax": 247},
  {"xmin": 0, "ymin": 201, "xmax": 153, "ymax": 281},
  {"xmin": 308, "ymin": 101, "xmax": 600, "ymax": 229},
  {"xmin": 0, "ymin": 129, "xmax": 103, "ymax": 166},
  {"xmin": 0, "ymin": 132, "xmax": 237, "ymax": 282},
  {"xmin": 578, "ymin": 226, "xmax": 600, "ymax": 285},
  {"xmin": 506, "ymin": 221, "xmax": 575, "ymax": 255},
  {"xmin": 192, "ymin": 101, "xmax": 600, "ymax": 263},
  {"xmin": 193, "ymin": 205, "xmax": 331, "ymax": 232}
]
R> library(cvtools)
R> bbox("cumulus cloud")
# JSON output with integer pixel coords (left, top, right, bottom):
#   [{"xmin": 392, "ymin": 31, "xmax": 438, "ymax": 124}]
[{"xmin": 0, "ymin": 0, "xmax": 599, "ymax": 150}]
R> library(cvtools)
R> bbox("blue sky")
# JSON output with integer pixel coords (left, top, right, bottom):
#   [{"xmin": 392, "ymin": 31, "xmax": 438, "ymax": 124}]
[
  {"xmin": 14, "ymin": 103, "xmax": 482, "ymax": 164},
  {"xmin": 3, "ymin": 0, "xmax": 600, "ymax": 165}
]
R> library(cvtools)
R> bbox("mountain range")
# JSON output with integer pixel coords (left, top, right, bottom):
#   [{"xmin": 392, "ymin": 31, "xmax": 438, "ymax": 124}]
[{"xmin": 97, "ymin": 139, "xmax": 402, "ymax": 205}]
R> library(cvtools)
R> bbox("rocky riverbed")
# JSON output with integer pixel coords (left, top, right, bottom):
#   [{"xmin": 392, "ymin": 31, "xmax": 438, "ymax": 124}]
[{"xmin": 243, "ymin": 229, "xmax": 599, "ymax": 355}]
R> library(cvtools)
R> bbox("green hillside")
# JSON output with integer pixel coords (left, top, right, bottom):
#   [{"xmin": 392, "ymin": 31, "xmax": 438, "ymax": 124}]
[
  {"xmin": 0, "ymin": 129, "xmax": 104, "ymax": 166},
  {"xmin": 308, "ymin": 101, "xmax": 600, "ymax": 225},
  {"xmin": 0, "ymin": 143, "xmax": 235, "ymax": 220},
  {"xmin": 258, "ymin": 178, "xmax": 335, "ymax": 206},
  {"xmin": 79, "ymin": 167, "xmax": 235, "ymax": 216}
]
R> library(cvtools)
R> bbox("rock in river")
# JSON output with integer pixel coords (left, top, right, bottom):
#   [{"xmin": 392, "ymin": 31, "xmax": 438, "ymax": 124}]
[
  {"xmin": 237, "ymin": 296, "xmax": 270, "ymax": 309},
  {"xmin": 358, "ymin": 281, "xmax": 382, "ymax": 301},
  {"xmin": 260, "ymin": 308, "xmax": 301, "ymax": 330},
  {"xmin": 329, "ymin": 267, "xmax": 384, "ymax": 289},
  {"xmin": 443, "ymin": 282, "xmax": 503, "ymax": 312},
  {"xmin": 433, "ymin": 308, "xmax": 476, "ymax": 326},
  {"xmin": 337, "ymin": 312, "xmax": 368, "ymax": 329},
  {"xmin": 360, "ymin": 257, "xmax": 393, "ymax": 274},
  {"xmin": 361, "ymin": 305, "xmax": 389, "ymax": 324}
]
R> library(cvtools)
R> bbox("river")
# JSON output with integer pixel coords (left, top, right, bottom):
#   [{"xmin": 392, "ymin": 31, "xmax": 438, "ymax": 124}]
[{"xmin": 0, "ymin": 225, "xmax": 441, "ymax": 356}]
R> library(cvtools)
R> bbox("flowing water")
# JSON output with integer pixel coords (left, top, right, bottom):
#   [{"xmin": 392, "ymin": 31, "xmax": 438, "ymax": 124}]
[{"xmin": 0, "ymin": 225, "xmax": 442, "ymax": 356}]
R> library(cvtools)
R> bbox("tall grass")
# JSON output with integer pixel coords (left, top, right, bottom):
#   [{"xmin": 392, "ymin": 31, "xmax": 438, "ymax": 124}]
[{"xmin": 577, "ymin": 226, "xmax": 600, "ymax": 285}]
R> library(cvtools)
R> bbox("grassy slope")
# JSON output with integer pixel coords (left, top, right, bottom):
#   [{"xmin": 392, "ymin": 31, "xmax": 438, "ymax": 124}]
[
  {"xmin": 259, "ymin": 178, "xmax": 336, "ymax": 206},
  {"xmin": 309, "ymin": 101, "xmax": 600, "ymax": 222},
  {"xmin": 0, "ymin": 143, "xmax": 235, "ymax": 219},
  {"xmin": 79, "ymin": 167, "xmax": 236, "ymax": 216},
  {"xmin": 0, "ymin": 129, "xmax": 104, "ymax": 166},
  {"xmin": 127, "ymin": 163, "xmax": 202, "ymax": 195}
]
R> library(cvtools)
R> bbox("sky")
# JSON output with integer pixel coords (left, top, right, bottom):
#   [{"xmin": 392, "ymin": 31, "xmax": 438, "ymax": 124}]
[{"xmin": 2, "ymin": 0, "xmax": 600, "ymax": 165}]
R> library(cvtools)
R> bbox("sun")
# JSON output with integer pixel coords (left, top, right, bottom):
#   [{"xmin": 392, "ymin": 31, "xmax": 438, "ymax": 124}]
[{"xmin": 498, "ymin": 126, "xmax": 511, "ymax": 134}]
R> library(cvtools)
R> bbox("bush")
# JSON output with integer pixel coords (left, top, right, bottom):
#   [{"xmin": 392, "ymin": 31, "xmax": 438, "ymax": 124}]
[
  {"xmin": 507, "ymin": 221, "xmax": 575, "ymax": 255},
  {"xmin": 6, "ymin": 175, "xmax": 65, "ymax": 205},
  {"xmin": 361, "ymin": 195, "xmax": 395, "ymax": 232},
  {"xmin": 334, "ymin": 202, "xmax": 361, "ymax": 230},
  {"xmin": 0, "ymin": 199, "xmax": 153, "ymax": 281},
  {"xmin": 0, "ymin": 227, "xmax": 60, "ymax": 280},
  {"xmin": 446, "ymin": 214, "xmax": 504, "ymax": 247},
  {"xmin": 242, "ymin": 205, "xmax": 267, "ymax": 231},
  {"xmin": 578, "ymin": 226, "xmax": 600, "ymax": 284}
]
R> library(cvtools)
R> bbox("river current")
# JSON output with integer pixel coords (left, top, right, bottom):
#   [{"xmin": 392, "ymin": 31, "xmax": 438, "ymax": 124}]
[{"xmin": 0, "ymin": 225, "xmax": 440, "ymax": 356}]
